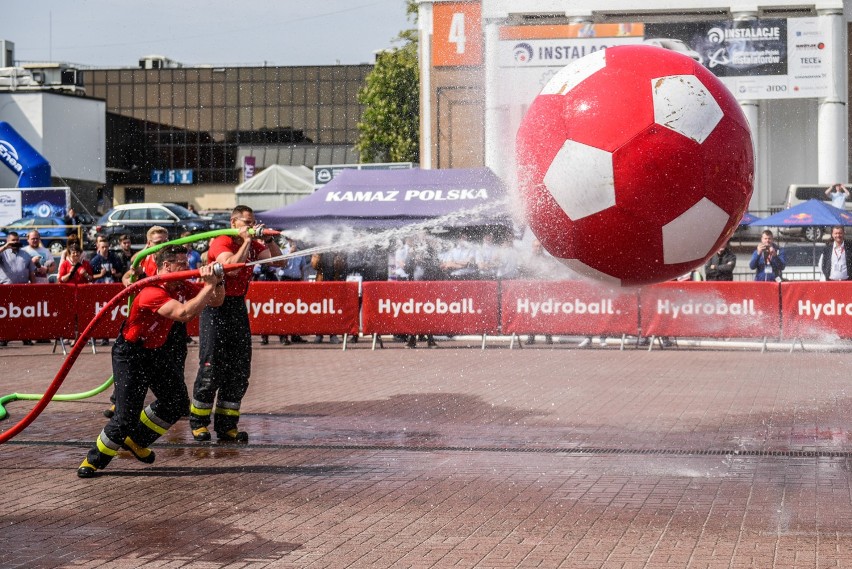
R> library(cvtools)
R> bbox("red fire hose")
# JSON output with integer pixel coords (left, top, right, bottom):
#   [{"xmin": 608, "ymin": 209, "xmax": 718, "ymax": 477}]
[{"xmin": 0, "ymin": 262, "xmax": 244, "ymax": 445}]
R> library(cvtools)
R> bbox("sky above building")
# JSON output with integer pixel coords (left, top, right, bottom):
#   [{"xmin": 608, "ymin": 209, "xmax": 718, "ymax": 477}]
[{"xmin": 1, "ymin": 0, "xmax": 413, "ymax": 68}]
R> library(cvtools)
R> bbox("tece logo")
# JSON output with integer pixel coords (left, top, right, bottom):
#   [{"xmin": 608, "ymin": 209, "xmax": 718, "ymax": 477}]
[{"xmin": 0, "ymin": 140, "xmax": 22, "ymax": 174}]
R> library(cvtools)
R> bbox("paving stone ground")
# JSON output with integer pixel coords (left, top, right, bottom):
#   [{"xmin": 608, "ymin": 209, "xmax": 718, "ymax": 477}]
[{"xmin": 2, "ymin": 337, "xmax": 852, "ymax": 568}]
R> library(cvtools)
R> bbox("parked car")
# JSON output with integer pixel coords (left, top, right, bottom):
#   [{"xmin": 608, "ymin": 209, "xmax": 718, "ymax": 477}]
[
  {"xmin": 0, "ymin": 216, "xmax": 71, "ymax": 253},
  {"xmin": 92, "ymin": 203, "xmax": 229, "ymax": 250}
]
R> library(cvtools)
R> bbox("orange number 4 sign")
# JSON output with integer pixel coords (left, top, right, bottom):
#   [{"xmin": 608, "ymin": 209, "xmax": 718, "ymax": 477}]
[{"xmin": 432, "ymin": 2, "xmax": 482, "ymax": 67}]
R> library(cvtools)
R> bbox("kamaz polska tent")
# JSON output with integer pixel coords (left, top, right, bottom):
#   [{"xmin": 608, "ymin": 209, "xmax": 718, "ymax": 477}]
[{"xmin": 257, "ymin": 167, "xmax": 515, "ymax": 231}]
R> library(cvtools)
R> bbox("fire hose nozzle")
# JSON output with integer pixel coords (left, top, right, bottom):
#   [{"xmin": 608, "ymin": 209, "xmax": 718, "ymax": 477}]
[
  {"xmin": 212, "ymin": 263, "xmax": 225, "ymax": 278},
  {"xmin": 250, "ymin": 227, "xmax": 282, "ymax": 237}
]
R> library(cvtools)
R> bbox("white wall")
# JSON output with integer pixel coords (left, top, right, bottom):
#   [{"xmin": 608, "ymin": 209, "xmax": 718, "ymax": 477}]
[{"xmin": 0, "ymin": 91, "xmax": 105, "ymax": 188}]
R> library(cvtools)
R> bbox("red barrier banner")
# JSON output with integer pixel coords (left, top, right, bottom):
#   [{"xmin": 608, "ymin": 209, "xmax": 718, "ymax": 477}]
[
  {"xmin": 639, "ymin": 282, "xmax": 780, "ymax": 339},
  {"xmin": 76, "ymin": 283, "xmax": 202, "ymax": 339},
  {"xmin": 75, "ymin": 283, "xmax": 127, "ymax": 339},
  {"xmin": 780, "ymin": 282, "xmax": 852, "ymax": 339},
  {"xmin": 361, "ymin": 281, "xmax": 499, "ymax": 335},
  {"xmin": 501, "ymin": 280, "xmax": 639, "ymax": 336},
  {"xmin": 245, "ymin": 281, "xmax": 360, "ymax": 336},
  {"xmin": 0, "ymin": 284, "xmax": 76, "ymax": 341}
]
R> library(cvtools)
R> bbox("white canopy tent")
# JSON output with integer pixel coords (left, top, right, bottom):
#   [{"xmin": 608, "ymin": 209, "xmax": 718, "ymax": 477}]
[{"xmin": 234, "ymin": 164, "xmax": 314, "ymax": 211}]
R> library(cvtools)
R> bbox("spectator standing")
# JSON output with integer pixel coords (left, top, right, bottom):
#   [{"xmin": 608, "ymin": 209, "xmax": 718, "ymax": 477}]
[
  {"xmin": 76, "ymin": 247, "xmax": 225, "ymax": 478},
  {"xmin": 90, "ymin": 237, "xmax": 126, "ymax": 284},
  {"xmin": 310, "ymin": 249, "xmax": 347, "ymax": 344},
  {"xmin": 89, "ymin": 237, "xmax": 126, "ymax": 347},
  {"xmin": 187, "ymin": 204, "xmax": 198, "ymax": 214},
  {"xmin": 820, "ymin": 225, "xmax": 852, "ymax": 281},
  {"xmin": 0, "ymin": 232, "xmax": 36, "ymax": 346},
  {"xmin": 825, "ymin": 184, "xmax": 850, "ymax": 209},
  {"xmin": 22, "ymin": 230, "xmax": 56, "ymax": 283},
  {"xmin": 749, "ymin": 230, "xmax": 786, "ymax": 282},
  {"xmin": 122, "ymin": 226, "xmax": 170, "ymax": 285},
  {"xmin": 520, "ymin": 239, "xmax": 558, "ymax": 345},
  {"xmin": 189, "ymin": 205, "xmax": 283, "ymax": 443},
  {"xmin": 475, "ymin": 232, "xmax": 501, "ymax": 280},
  {"xmin": 255, "ymin": 262, "xmax": 281, "ymax": 346},
  {"xmin": 180, "ymin": 232, "xmax": 202, "ymax": 269},
  {"xmin": 117, "ymin": 234, "xmax": 134, "ymax": 269},
  {"xmin": 403, "ymin": 233, "xmax": 441, "ymax": 348},
  {"xmin": 391, "ymin": 237, "xmax": 413, "ymax": 280},
  {"xmin": 59, "ymin": 234, "xmax": 82, "ymax": 266},
  {"xmin": 704, "ymin": 241, "xmax": 737, "ymax": 281},
  {"xmin": 58, "ymin": 243, "xmax": 93, "ymax": 284},
  {"xmin": 274, "ymin": 239, "xmax": 308, "ymax": 344},
  {"xmin": 64, "ymin": 208, "xmax": 81, "ymax": 236},
  {"xmin": 441, "ymin": 234, "xmax": 477, "ymax": 280}
]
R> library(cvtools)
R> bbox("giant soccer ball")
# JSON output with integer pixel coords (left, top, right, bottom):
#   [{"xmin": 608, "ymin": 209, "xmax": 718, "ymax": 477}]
[{"xmin": 516, "ymin": 45, "xmax": 753, "ymax": 286}]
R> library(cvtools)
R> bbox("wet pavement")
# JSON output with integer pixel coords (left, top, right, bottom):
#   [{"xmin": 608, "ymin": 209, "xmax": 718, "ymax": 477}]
[{"xmin": 2, "ymin": 337, "xmax": 852, "ymax": 568}]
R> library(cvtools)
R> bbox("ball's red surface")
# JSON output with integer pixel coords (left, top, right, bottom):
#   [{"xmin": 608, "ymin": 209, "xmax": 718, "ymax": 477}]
[{"xmin": 516, "ymin": 45, "xmax": 753, "ymax": 286}]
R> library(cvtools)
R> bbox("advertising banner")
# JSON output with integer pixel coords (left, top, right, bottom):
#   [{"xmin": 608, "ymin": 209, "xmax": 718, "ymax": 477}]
[
  {"xmin": 645, "ymin": 17, "xmax": 832, "ymax": 99},
  {"xmin": 781, "ymin": 282, "xmax": 852, "ymax": 340},
  {"xmin": 639, "ymin": 282, "xmax": 781, "ymax": 339},
  {"xmin": 0, "ymin": 284, "xmax": 75, "ymax": 341},
  {"xmin": 21, "ymin": 187, "xmax": 70, "ymax": 218},
  {"xmin": 0, "ymin": 190, "xmax": 21, "ymax": 225},
  {"xmin": 245, "ymin": 281, "xmax": 360, "ymax": 336},
  {"xmin": 75, "ymin": 284, "xmax": 200, "ymax": 339},
  {"xmin": 501, "ymin": 280, "xmax": 639, "ymax": 336},
  {"xmin": 361, "ymin": 281, "xmax": 499, "ymax": 335}
]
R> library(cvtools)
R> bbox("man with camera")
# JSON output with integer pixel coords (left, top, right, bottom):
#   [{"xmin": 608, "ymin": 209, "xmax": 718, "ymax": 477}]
[
  {"xmin": 0, "ymin": 232, "xmax": 37, "ymax": 346},
  {"xmin": 0, "ymin": 232, "xmax": 36, "ymax": 285},
  {"xmin": 749, "ymin": 230, "xmax": 786, "ymax": 282}
]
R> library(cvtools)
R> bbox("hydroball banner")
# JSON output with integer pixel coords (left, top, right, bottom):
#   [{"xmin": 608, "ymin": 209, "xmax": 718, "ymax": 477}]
[
  {"xmin": 74, "ymin": 284, "xmax": 200, "ymax": 338},
  {"xmin": 245, "ymin": 281, "xmax": 360, "ymax": 335},
  {"xmin": 361, "ymin": 281, "xmax": 499, "ymax": 335},
  {"xmin": 501, "ymin": 281, "xmax": 639, "ymax": 336},
  {"xmin": 0, "ymin": 284, "xmax": 75, "ymax": 341},
  {"xmin": 780, "ymin": 282, "xmax": 852, "ymax": 340},
  {"xmin": 639, "ymin": 282, "xmax": 781, "ymax": 339},
  {"xmin": 7, "ymin": 281, "xmax": 852, "ymax": 342}
]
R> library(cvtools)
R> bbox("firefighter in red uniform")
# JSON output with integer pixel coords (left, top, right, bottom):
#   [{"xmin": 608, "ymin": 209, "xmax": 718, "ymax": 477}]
[
  {"xmin": 189, "ymin": 205, "xmax": 283, "ymax": 443},
  {"xmin": 102, "ymin": 226, "xmax": 173, "ymax": 419},
  {"xmin": 77, "ymin": 245, "xmax": 225, "ymax": 478}
]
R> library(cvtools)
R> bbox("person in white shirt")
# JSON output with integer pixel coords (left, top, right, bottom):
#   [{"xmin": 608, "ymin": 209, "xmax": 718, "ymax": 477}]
[
  {"xmin": 21, "ymin": 230, "xmax": 56, "ymax": 283},
  {"xmin": 820, "ymin": 225, "xmax": 852, "ymax": 281},
  {"xmin": 825, "ymin": 184, "xmax": 849, "ymax": 209}
]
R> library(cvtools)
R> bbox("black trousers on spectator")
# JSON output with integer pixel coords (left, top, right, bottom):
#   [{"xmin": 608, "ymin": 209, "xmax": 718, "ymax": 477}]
[
  {"xmin": 86, "ymin": 333, "xmax": 190, "ymax": 468},
  {"xmin": 190, "ymin": 295, "xmax": 252, "ymax": 435}
]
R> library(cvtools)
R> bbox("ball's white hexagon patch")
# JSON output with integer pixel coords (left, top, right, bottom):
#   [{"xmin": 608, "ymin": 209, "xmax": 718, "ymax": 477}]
[
  {"xmin": 555, "ymin": 257, "xmax": 622, "ymax": 287},
  {"xmin": 652, "ymin": 75, "xmax": 723, "ymax": 143},
  {"xmin": 540, "ymin": 49, "xmax": 607, "ymax": 95},
  {"xmin": 543, "ymin": 140, "xmax": 615, "ymax": 220},
  {"xmin": 662, "ymin": 197, "xmax": 729, "ymax": 264}
]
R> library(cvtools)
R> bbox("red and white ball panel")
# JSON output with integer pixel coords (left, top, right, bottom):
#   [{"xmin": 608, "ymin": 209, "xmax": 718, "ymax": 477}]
[{"xmin": 516, "ymin": 45, "xmax": 754, "ymax": 286}]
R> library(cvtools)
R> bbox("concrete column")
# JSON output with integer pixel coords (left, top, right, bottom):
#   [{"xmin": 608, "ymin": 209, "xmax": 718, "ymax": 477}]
[
  {"xmin": 817, "ymin": 9, "xmax": 848, "ymax": 185},
  {"xmin": 483, "ymin": 19, "xmax": 502, "ymax": 178},
  {"xmin": 739, "ymin": 99, "xmax": 763, "ymax": 210},
  {"xmin": 418, "ymin": 2, "xmax": 433, "ymax": 169}
]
